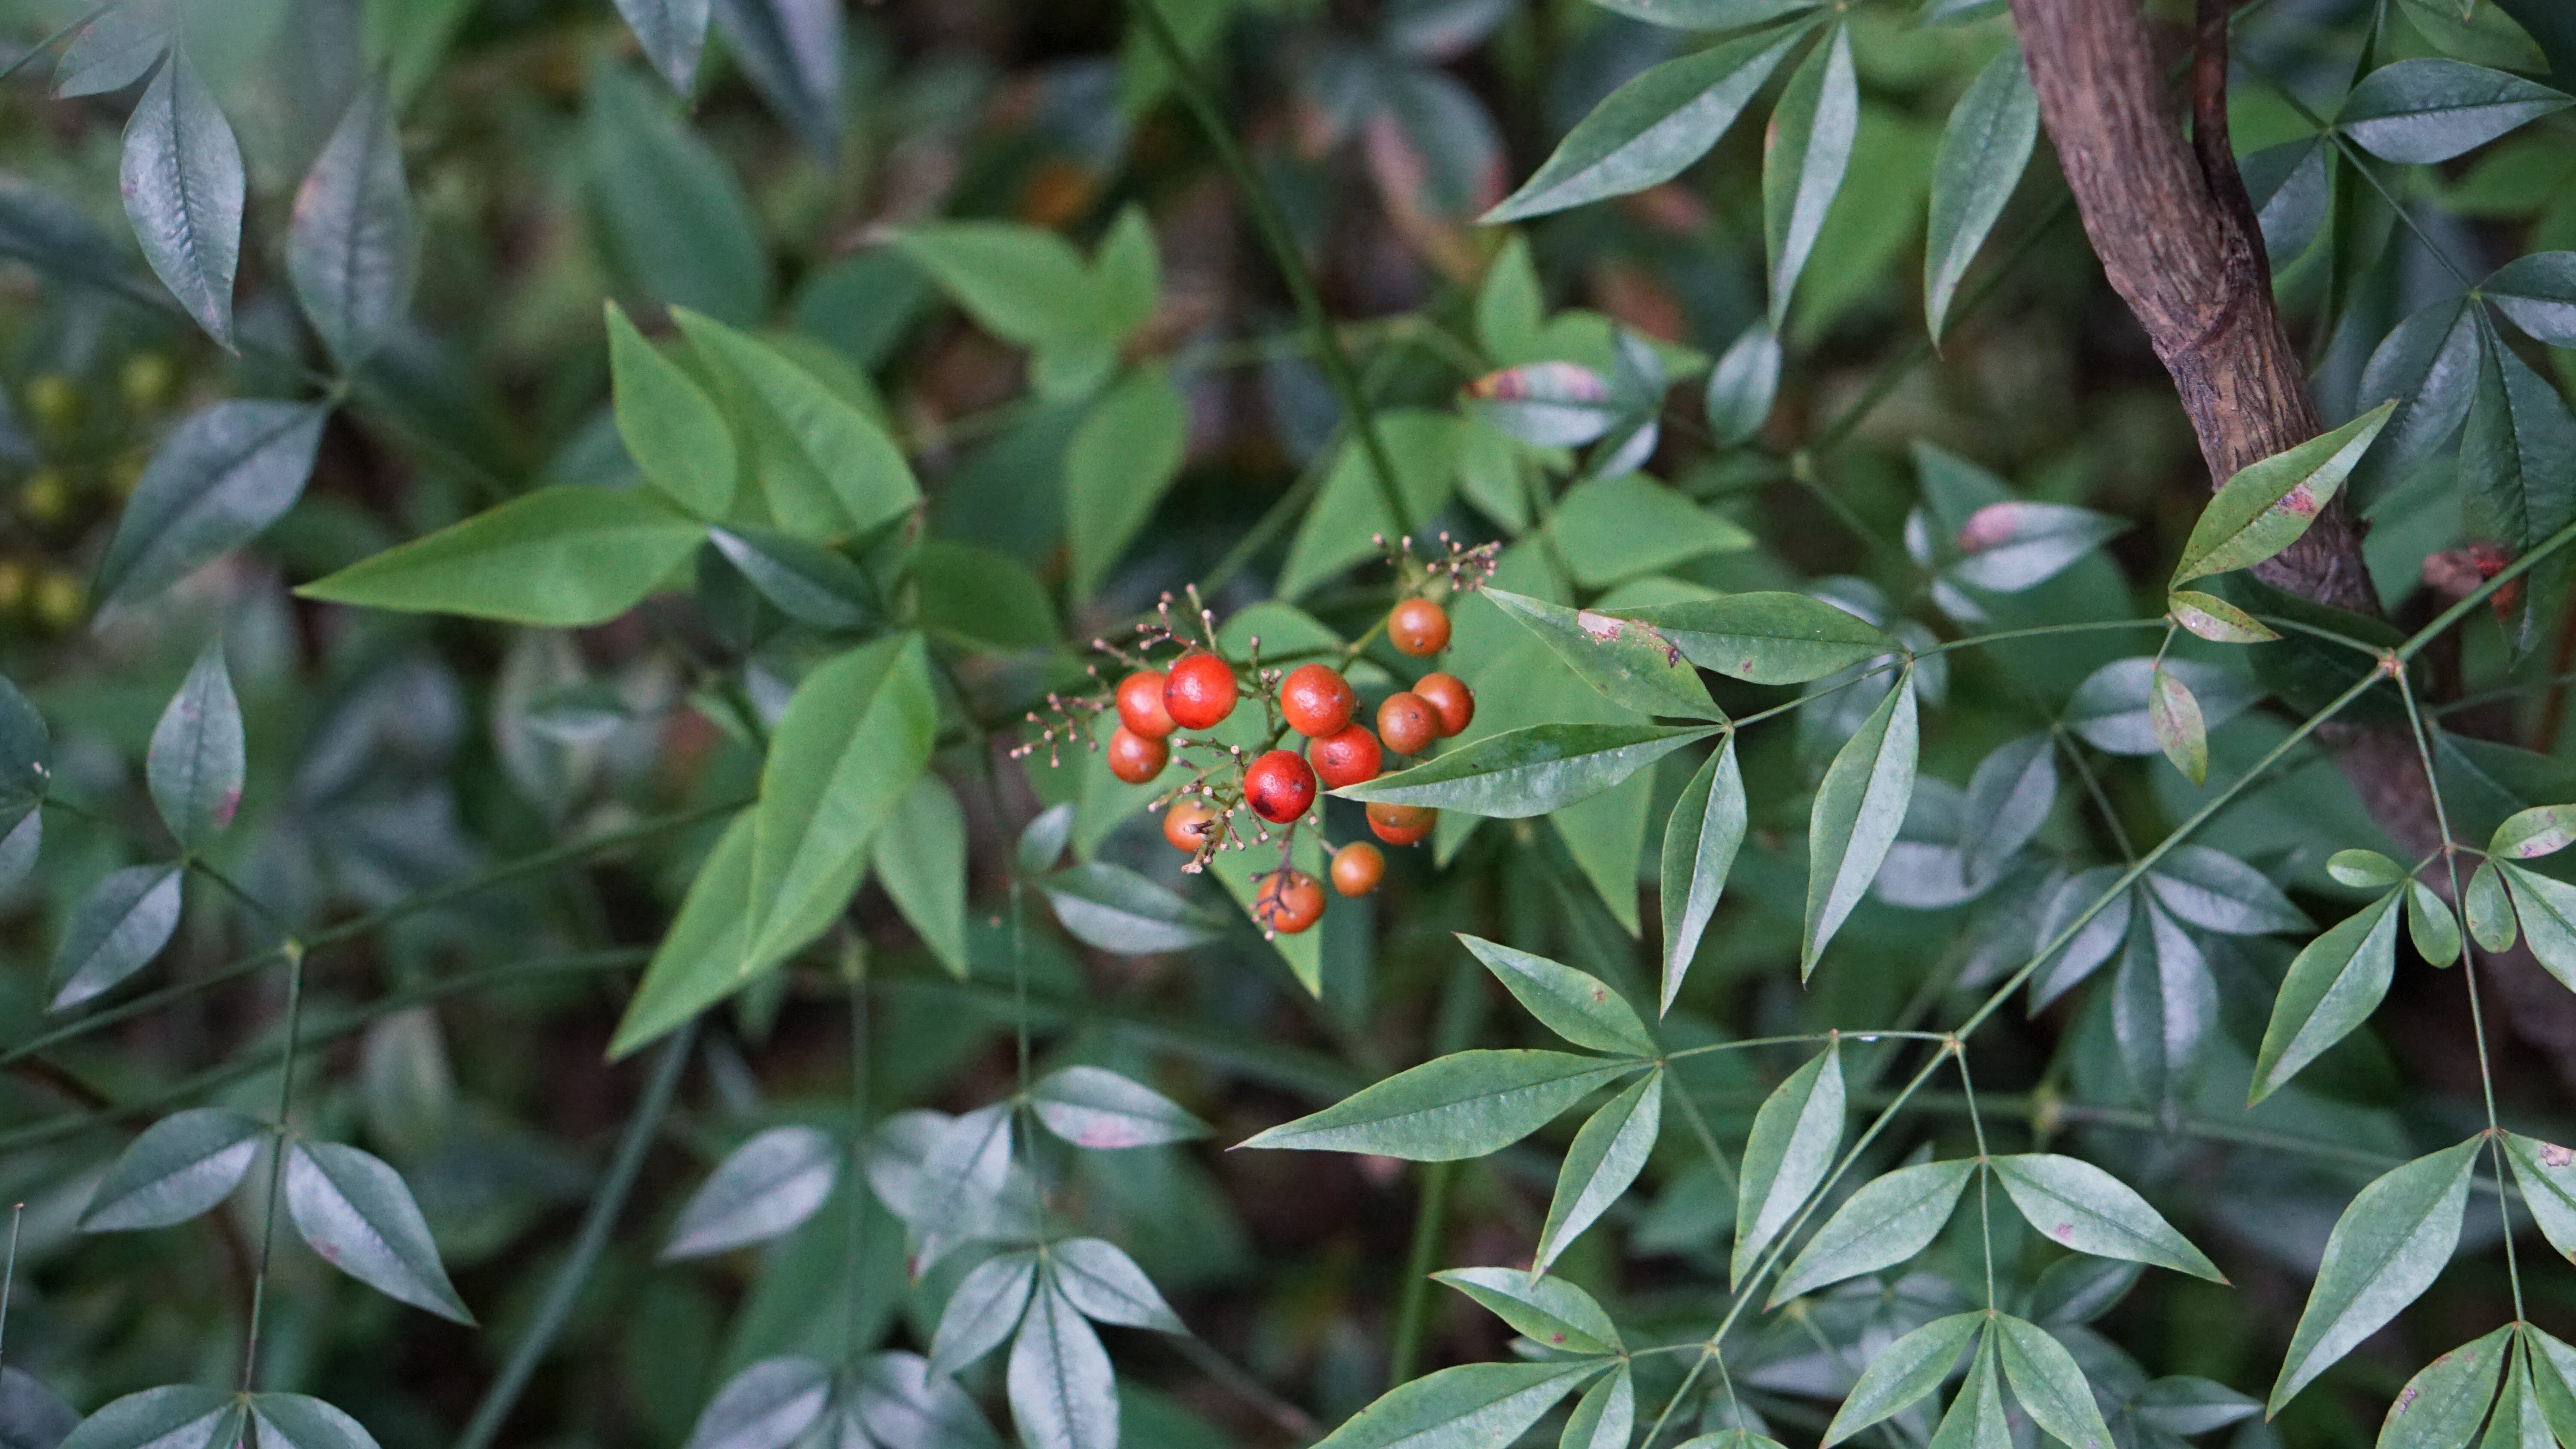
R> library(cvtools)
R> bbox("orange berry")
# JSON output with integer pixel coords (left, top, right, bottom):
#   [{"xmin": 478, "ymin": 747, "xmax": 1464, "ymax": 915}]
[
  {"xmin": 1163, "ymin": 652, "xmax": 1238, "ymax": 730},
  {"xmin": 1378, "ymin": 692, "xmax": 1439, "ymax": 756},
  {"xmin": 1244, "ymin": 750, "xmax": 1318, "ymax": 824},
  {"xmin": 1367, "ymin": 801, "xmax": 1436, "ymax": 847},
  {"xmin": 1330, "ymin": 841, "xmax": 1385, "ymax": 897},
  {"xmin": 1107, "ymin": 726, "xmax": 1168, "ymax": 784},
  {"xmin": 1279, "ymin": 663, "xmax": 1356, "ymax": 738},
  {"xmin": 1413, "ymin": 672, "xmax": 1474, "ymax": 737},
  {"xmin": 1117, "ymin": 670, "xmax": 1176, "ymax": 738},
  {"xmin": 1253, "ymin": 868, "xmax": 1325, "ymax": 934},
  {"xmin": 1389, "ymin": 598, "xmax": 1451, "ymax": 656},
  {"xmin": 1309, "ymin": 724, "xmax": 1382, "ymax": 789}
]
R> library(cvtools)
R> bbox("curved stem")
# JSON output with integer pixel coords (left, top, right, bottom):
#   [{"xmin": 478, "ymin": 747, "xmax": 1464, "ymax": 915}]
[{"xmin": 240, "ymin": 944, "xmax": 306, "ymax": 1393}]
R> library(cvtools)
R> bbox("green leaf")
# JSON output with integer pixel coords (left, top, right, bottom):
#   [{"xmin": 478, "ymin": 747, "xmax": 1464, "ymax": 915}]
[
  {"xmin": 2355, "ymin": 298, "xmax": 2485, "ymax": 493},
  {"xmin": 1822, "ymin": 1312, "xmax": 1983, "ymax": 1446},
  {"xmin": 57, "ymin": 1386, "xmax": 240, "ymax": 1449},
  {"xmin": 1307, "ymin": 1361, "xmax": 1602, "ymax": 1449},
  {"xmin": 246, "ymin": 1394, "xmax": 382, "ymax": 1449},
  {"xmin": 2173, "ymin": 401, "xmax": 2395, "ymax": 585},
  {"xmin": 146, "ymin": 644, "xmax": 243, "ymax": 848},
  {"xmin": 1008, "ymin": 1285, "xmax": 1119, "ymax": 1449},
  {"xmin": 2397, "ymin": 0, "xmax": 2548, "ymax": 72},
  {"xmin": 2150, "ymin": 664, "xmax": 2208, "ymax": 786},
  {"xmin": 1461, "ymin": 362, "xmax": 1619, "ymax": 447},
  {"xmin": 2066, "ymin": 659, "xmax": 2260, "ymax": 756},
  {"xmin": 2502, "ymin": 1132, "xmax": 2576, "ymax": 1264},
  {"xmin": 1660, "ymin": 738, "xmax": 1746, "ymax": 1011},
  {"xmin": 584, "ymin": 59, "xmax": 767, "ymax": 325},
  {"xmin": 1612, "ymin": 593, "xmax": 1892, "ymax": 684},
  {"xmin": 1994, "ymin": 1315, "xmax": 2115, "ymax": 1449},
  {"xmin": 2491, "ymin": 803, "xmax": 2576, "ymax": 858},
  {"xmin": 0, "ymin": 674, "xmax": 48, "ymax": 810},
  {"xmin": 2460, "ymin": 322, "xmax": 2576, "ymax": 552},
  {"xmin": 2252, "ymin": 886, "xmax": 2403, "ymax": 1101},
  {"xmin": 2339, "ymin": 58, "xmax": 2570, "ymax": 164},
  {"xmin": 610, "ymin": 811, "xmax": 754, "ymax": 1057},
  {"xmin": 1733, "ymin": 1044, "xmax": 1845, "ymax": 1288},
  {"xmin": 1949, "ymin": 501, "xmax": 2128, "ymax": 592},
  {"xmin": 1534, "ymin": 1069, "xmax": 1663, "ymax": 1273},
  {"xmin": 607, "ymin": 301, "xmax": 736, "ymax": 516},
  {"xmin": 1925, "ymin": 43, "xmax": 2037, "ymax": 341},
  {"xmin": 1547, "ymin": 474, "xmax": 1753, "ymax": 589},
  {"xmin": 2411, "ymin": 881, "xmax": 2464, "ymax": 966},
  {"xmin": 1960, "ymin": 734, "xmax": 2056, "ymax": 888},
  {"xmin": 1240, "ymin": 1049, "xmax": 1636, "ymax": 1160},
  {"xmin": 611, "ymin": 0, "xmax": 712, "ymax": 91},
  {"xmin": 1804, "ymin": 674, "xmax": 1917, "ymax": 975},
  {"xmin": 2499, "ymin": 864, "xmax": 2576, "ymax": 990},
  {"xmin": 1764, "ymin": 26, "xmax": 1858, "ymax": 327},
  {"xmin": 1560, "ymin": 1366, "xmax": 1634, "ymax": 1449},
  {"xmin": 871, "ymin": 775, "xmax": 968, "ymax": 978},
  {"xmin": 79, "ymin": 1108, "xmax": 269, "ymax": 1232},
  {"xmin": 1457, "ymin": 935, "xmax": 1657, "ymax": 1055},
  {"xmin": 899, "ymin": 223, "xmax": 1113, "ymax": 350},
  {"xmin": 1486, "ymin": 26, "xmax": 1806, "ymax": 222},
  {"xmin": 663, "ymin": 1125, "xmax": 838, "ymax": 1260},
  {"xmin": 2271, "ymin": 1138, "xmax": 2482, "ymax": 1412},
  {"xmin": 1067, "ymin": 366, "xmax": 1188, "ymax": 597},
  {"xmin": 49, "ymin": 863, "xmax": 184, "ymax": 1012},
  {"xmin": 681, "ymin": 1357, "xmax": 832, "ymax": 1449},
  {"xmin": 1029, "ymin": 1065, "xmax": 1210, "ymax": 1149},
  {"xmin": 745, "ymin": 636, "xmax": 937, "ymax": 967},
  {"xmin": 98, "ymin": 400, "xmax": 329, "ymax": 607},
  {"xmin": 2370, "ymin": 1328, "xmax": 2514, "ymax": 1449},
  {"xmin": 2484, "ymin": 252, "xmax": 2576, "ymax": 347},
  {"xmin": 1928, "ymin": 1337, "xmax": 2010, "ymax": 1449},
  {"xmin": 1769, "ymin": 1158, "xmax": 1974, "ymax": 1304},
  {"xmin": 1987, "ymin": 1153, "xmax": 2225, "ymax": 1280},
  {"xmin": 297, "ymin": 486, "xmax": 707, "ymax": 626},
  {"xmin": 844, "ymin": 1352, "xmax": 1002, "ymax": 1449},
  {"xmin": 2330, "ymin": 849, "xmax": 2406, "ymax": 887},
  {"xmin": 2525, "ymin": 1330, "xmax": 2576, "ymax": 1449},
  {"xmin": 1049, "ymin": 1237, "xmax": 1183, "ymax": 1332},
  {"xmin": 2132, "ymin": 1376, "xmax": 2260, "ymax": 1434},
  {"xmin": 915, "ymin": 538, "xmax": 1057, "ymax": 651},
  {"xmin": 1587, "ymin": 0, "xmax": 1821, "ymax": 27},
  {"xmin": 1334, "ymin": 722, "xmax": 1718, "ymax": 819},
  {"xmin": 2467, "ymin": 860, "xmax": 2517, "ymax": 951},
  {"xmin": 1484, "ymin": 588, "xmax": 1723, "ymax": 721},
  {"xmin": 1278, "ymin": 410, "xmax": 1462, "ymax": 599},
  {"xmin": 708, "ymin": 527, "xmax": 875, "ymax": 630},
  {"xmin": 1040, "ymin": 862, "xmax": 1226, "ymax": 954},
  {"xmin": 286, "ymin": 81, "xmax": 415, "ymax": 371},
  {"xmin": 1432, "ymin": 1267, "xmax": 1622, "ymax": 1354},
  {"xmin": 710, "ymin": 0, "xmax": 843, "ymax": 166},
  {"xmin": 285, "ymin": 1139, "xmax": 473, "ymax": 1323},
  {"xmin": 120, "ymin": 51, "xmax": 242, "ymax": 347},
  {"xmin": 1704, "ymin": 323, "xmax": 1781, "ymax": 446},
  {"xmin": 930, "ymin": 1251, "xmax": 1038, "ymax": 1378},
  {"xmin": 2169, "ymin": 589, "xmax": 2281, "ymax": 643},
  {"xmin": 53, "ymin": 10, "xmax": 167, "ymax": 98},
  {"xmin": 672, "ymin": 309, "xmax": 919, "ymax": 540},
  {"xmin": 2478, "ymin": 1348, "xmax": 2550, "ymax": 1449}
]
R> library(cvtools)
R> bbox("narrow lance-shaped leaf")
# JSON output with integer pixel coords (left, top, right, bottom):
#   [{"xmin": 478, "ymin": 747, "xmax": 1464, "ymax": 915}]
[
  {"xmin": 1333, "ymin": 722, "xmax": 1719, "ymax": 818},
  {"xmin": 672, "ymin": 308, "xmax": 919, "ymax": 539},
  {"xmin": 2467, "ymin": 860, "xmax": 2517, "ymax": 951},
  {"xmin": 1764, "ymin": 26, "xmax": 1859, "ymax": 327},
  {"xmin": 1008, "ymin": 1285, "xmax": 1119, "ymax": 1449},
  {"xmin": 52, "ymin": 9, "xmax": 167, "ymax": 98},
  {"xmin": 662, "ymin": 1125, "xmax": 839, "ymax": 1260},
  {"xmin": 1305, "ymin": 1362, "xmax": 1604, "ymax": 1449},
  {"xmin": 2338, "ymin": 58, "xmax": 2571, "ymax": 164},
  {"xmin": 1040, "ymin": 861, "xmax": 1225, "ymax": 954},
  {"xmin": 1987, "ymin": 1153, "xmax": 2226, "ymax": 1280},
  {"xmin": 2500, "ymin": 865, "xmax": 2576, "ymax": 991},
  {"xmin": 2169, "ymin": 589, "xmax": 2281, "ymax": 644},
  {"xmin": 147, "ymin": 643, "xmax": 243, "ymax": 848},
  {"xmin": 1614, "ymin": 593, "xmax": 1894, "ymax": 683},
  {"xmin": 1432, "ymin": 1268, "xmax": 1622, "ymax": 1355},
  {"xmin": 99, "ymin": 400, "xmax": 329, "ymax": 608},
  {"xmin": 1461, "ymin": 363, "xmax": 1619, "ymax": 447},
  {"xmin": 1534, "ymin": 1069, "xmax": 1663, "ymax": 1274},
  {"xmin": 1994, "ymin": 1315, "xmax": 2116, "ymax": 1449},
  {"xmin": 2503, "ymin": 1132, "xmax": 2576, "ymax": 1265},
  {"xmin": 1732, "ymin": 1044, "xmax": 1844, "ymax": 1288},
  {"xmin": 55, "ymin": 1386, "xmax": 240, "ymax": 1449},
  {"xmin": 246, "ymin": 1395, "xmax": 384, "ymax": 1449},
  {"xmin": 1928, "ymin": 1336, "xmax": 2010, "ymax": 1449},
  {"xmin": 1047, "ymin": 1238, "xmax": 1183, "ymax": 1332},
  {"xmin": 286, "ymin": 1139, "xmax": 474, "ymax": 1323},
  {"xmin": 1822, "ymin": 1312, "xmax": 1984, "ymax": 1447},
  {"xmin": 1240, "ymin": 1050, "xmax": 1636, "ymax": 1161},
  {"xmin": 49, "ymin": 863, "xmax": 184, "ymax": 1012},
  {"xmin": 930, "ymin": 1251, "xmax": 1038, "ymax": 1378},
  {"xmin": 1949, "ymin": 501, "xmax": 2127, "ymax": 593},
  {"xmin": 1804, "ymin": 674, "xmax": 1918, "ymax": 975},
  {"xmin": 1560, "ymin": 1367, "xmax": 1634, "ymax": 1449},
  {"xmin": 614, "ymin": 0, "xmax": 714, "ymax": 92},
  {"xmin": 1925, "ymin": 43, "xmax": 2037, "ymax": 341},
  {"xmin": 1705, "ymin": 323, "xmax": 1782, "ymax": 446},
  {"xmin": 2270, "ymin": 1138, "xmax": 2482, "ymax": 1412},
  {"xmin": 2412, "ymin": 881, "xmax": 2464, "ymax": 967},
  {"xmin": 1486, "ymin": 26, "xmax": 1808, "ymax": 222},
  {"xmin": 607, "ymin": 300, "xmax": 736, "ymax": 517},
  {"xmin": 2485, "ymin": 252, "xmax": 2576, "ymax": 348},
  {"xmin": 2251, "ymin": 888, "xmax": 2403, "ymax": 1103},
  {"xmin": 1484, "ymin": 588, "xmax": 1723, "ymax": 721},
  {"xmin": 2150, "ymin": 663, "xmax": 2208, "ymax": 786},
  {"xmin": 120, "ymin": 51, "xmax": 243, "ymax": 347},
  {"xmin": 1770, "ymin": 1158, "xmax": 1974, "ymax": 1304},
  {"xmin": 1067, "ymin": 365, "xmax": 1188, "ymax": 598},
  {"xmin": 2173, "ymin": 401, "xmax": 2395, "ymax": 585},
  {"xmin": 286, "ymin": 80, "xmax": 417, "ymax": 371},
  {"xmin": 1028, "ymin": 1065, "xmax": 1210, "ymax": 1149},
  {"xmin": 681, "ymin": 1357, "xmax": 832, "ymax": 1449},
  {"xmin": 79, "ymin": 1108, "xmax": 269, "ymax": 1233},
  {"xmin": 2460, "ymin": 322, "xmax": 2576, "ymax": 553},
  {"xmin": 296, "ymin": 487, "xmax": 709, "ymax": 627},
  {"xmin": 1457, "ymin": 935, "xmax": 1657, "ymax": 1056},
  {"xmin": 1660, "ymin": 737, "xmax": 1746, "ymax": 1012}
]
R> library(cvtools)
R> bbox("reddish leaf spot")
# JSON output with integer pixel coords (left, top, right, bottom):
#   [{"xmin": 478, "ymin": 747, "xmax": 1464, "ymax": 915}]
[
  {"xmin": 1956, "ymin": 503, "xmax": 2024, "ymax": 553},
  {"xmin": 2054, "ymin": 1221, "xmax": 2074, "ymax": 1242},
  {"xmin": 2543, "ymin": 1141, "xmax": 2573, "ymax": 1168},
  {"xmin": 1551, "ymin": 1332, "xmax": 1567, "ymax": 1344},
  {"xmin": 1464, "ymin": 362, "xmax": 1607, "ymax": 405},
  {"xmin": 215, "ymin": 787, "xmax": 241, "ymax": 828},
  {"xmin": 1076, "ymin": 1127, "xmax": 1143, "ymax": 1149},
  {"xmin": 1578, "ymin": 611, "xmax": 1623, "ymax": 644}
]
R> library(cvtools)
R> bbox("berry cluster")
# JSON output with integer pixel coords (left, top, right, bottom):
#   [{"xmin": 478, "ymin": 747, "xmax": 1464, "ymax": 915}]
[{"xmin": 1019, "ymin": 553, "xmax": 1489, "ymax": 941}]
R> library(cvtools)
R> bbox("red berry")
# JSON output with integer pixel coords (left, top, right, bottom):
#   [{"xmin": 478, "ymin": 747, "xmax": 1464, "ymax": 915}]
[
  {"xmin": 1310, "ymin": 724, "xmax": 1382, "ymax": 789},
  {"xmin": 1163, "ymin": 652, "xmax": 1238, "ymax": 730},
  {"xmin": 1117, "ymin": 670, "xmax": 1176, "ymax": 738},
  {"xmin": 1253, "ymin": 868, "xmax": 1325, "ymax": 934},
  {"xmin": 1107, "ymin": 726, "xmax": 1168, "ymax": 784},
  {"xmin": 1331, "ymin": 841, "xmax": 1386, "ymax": 897},
  {"xmin": 1244, "ymin": 749, "xmax": 1318, "ymax": 824},
  {"xmin": 1279, "ymin": 663, "xmax": 1356, "ymax": 738},
  {"xmin": 1163, "ymin": 799, "xmax": 1219, "ymax": 853},
  {"xmin": 1389, "ymin": 598, "xmax": 1451, "ymax": 656},
  {"xmin": 1413, "ymin": 672, "xmax": 1475, "ymax": 738},
  {"xmin": 1367, "ymin": 801, "xmax": 1436, "ymax": 847},
  {"xmin": 1378, "ymin": 692, "xmax": 1439, "ymax": 756}
]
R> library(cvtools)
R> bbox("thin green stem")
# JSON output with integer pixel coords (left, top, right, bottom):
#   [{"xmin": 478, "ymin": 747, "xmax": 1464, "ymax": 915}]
[
  {"xmin": 2052, "ymin": 723, "xmax": 2138, "ymax": 863},
  {"xmin": 1956, "ymin": 1046, "xmax": 1997, "ymax": 1309},
  {"xmin": 844, "ymin": 945, "xmax": 871, "ymax": 1362},
  {"xmin": 1668, "ymin": 1081, "xmax": 1741, "ymax": 1195},
  {"xmin": 239, "ymin": 944, "xmax": 307, "ymax": 1393},
  {"xmin": 1127, "ymin": 0, "xmax": 1415, "ymax": 541},
  {"xmin": 453, "ymin": 1020, "xmax": 696, "ymax": 1449},
  {"xmin": 1387, "ymin": 1159, "xmax": 1454, "ymax": 1387},
  {"xmin": 0, "ymin": 1202, "xmax": 21, "ymax": 1376}
]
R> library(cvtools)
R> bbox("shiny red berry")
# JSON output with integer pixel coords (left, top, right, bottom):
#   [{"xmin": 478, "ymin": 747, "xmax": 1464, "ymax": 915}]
[
  {"xmin": 1310, "ymin": 724, "xmax": 1382, "ymax": 790},
  {"xmin": 1117, "ymin": 670, "xmax": 1176, "ymax": 738},
  {"xmin": 1413, "ymin": 672, "xmax": 1475, "ymax": 738},
  {"xmin": 1163, "ymin": 652, "xmax": 1238, "ymax": 731},
  {"xmin": 1107, "ymin": 726, "xmax": 1168, "ymax": 784},
  {"xmin": 1389, "ymin": 598, "xmax": 1451, "ymax": 656},
  {"xmin": 1279, "ymin": 664, "xmax": 1356, "ymax": 738},
  {"xmin": 1331, "ymin": 841, "xmax": 1386, "ymax": 897},
  {"xmin": 1163, "ymin": 798, "xmax": 1219, "ymax": 853},
  {"xmin": 1244, "ymin": 750, "xmax": 1318, "ymax": 823},
  {"xmin": 1253, "ymin": 868, "xmax": 1325, "ymax": 934},
  {"xmin": 1367, "ymin": 801, "xmax": 1436, "ymax": 847},
  {"xmin": 1378, "ymin": 692, "xmax": 1439, "ymax": 756}
]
